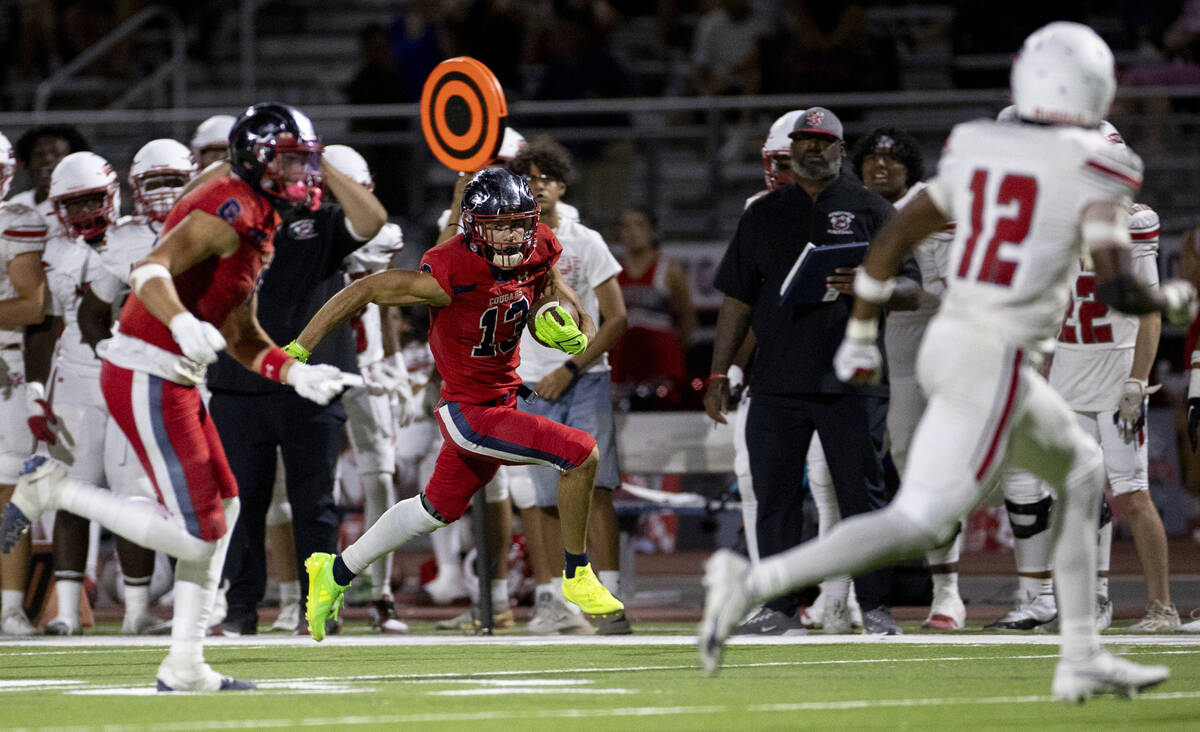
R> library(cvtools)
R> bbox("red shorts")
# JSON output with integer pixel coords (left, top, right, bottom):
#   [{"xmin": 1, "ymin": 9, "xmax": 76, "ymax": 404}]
[
  {"xmin": 100, "ymin": 362, "xmax": 237, "ymax": 541},
  {"xmin": 428, "ymin": 398, "xmax": 596, "ymax": 521}
]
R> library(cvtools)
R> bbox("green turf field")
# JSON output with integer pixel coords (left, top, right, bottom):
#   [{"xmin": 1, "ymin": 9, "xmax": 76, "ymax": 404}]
[{"xmin": 2, "ymin": 631, "xmax": 1199, "ymax": 730}]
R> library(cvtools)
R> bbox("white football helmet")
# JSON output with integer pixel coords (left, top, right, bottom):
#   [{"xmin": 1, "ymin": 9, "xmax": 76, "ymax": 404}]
[
  {"xmin": 130, "ymin": 138, "xmax": 197, "ymax": 222},
  {"xmin": 996, "ymin": 105, "xmax": 1019, "ymax": 123},
  {"xmin": 493, "ymin": 127, "xmax": 526, "ymax": 164},
  {"xmin": 190, "ymin": 114, "xmax": 236, "ymax": 159},
  {"xmin": 323, "ymin": 144, "xmax": 373, "ymax": 190},
  {"xmin": 0, "ymin": 131, "xmax": 14, "ymax": 200},
  {"xmin": 49, "ymin": 151, "xmax": 120, "ymax": 240},
  {"xmin": 1011, "ymin": 21, "xmax": 1115, "ymax": 128},
  {"xmin": 762, "ymin": 110, "xmax": 804, "ymax": 191}
]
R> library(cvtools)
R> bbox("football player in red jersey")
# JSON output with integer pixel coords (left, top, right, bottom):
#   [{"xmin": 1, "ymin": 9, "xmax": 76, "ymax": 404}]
[
  {"xmin": 294, "ymin": 168, "xmax": 624, "ymax": 640},
  {"xmin": 0, "ymin": 103, "xmax": 357, "ymax": 691}
]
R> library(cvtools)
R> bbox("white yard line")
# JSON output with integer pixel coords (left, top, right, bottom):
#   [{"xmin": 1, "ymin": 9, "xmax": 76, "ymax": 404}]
[{"xmin": 4, "ymin": 633, "xmax": 1200, "ymax": 649}]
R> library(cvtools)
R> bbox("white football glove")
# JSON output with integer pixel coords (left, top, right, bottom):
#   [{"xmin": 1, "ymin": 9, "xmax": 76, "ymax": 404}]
[
  {"xmin": 1114, "ymin": 378, "xmax": 1160, "ymax": 443},
  {"xmin": 364, "ymin": 358, "xmax": 407, "ymax": 397},
  {"xmin": 833, "ymin": 319, "xmax": 882, "ymax": 385},
  {"xmin": 168, "ymin": 311, "xmax": 226, "ymax": 365},
  {"xmin": 1161, "ymin": 279, "xmax": 1199, "ymax": 325},
  {"xmin": 286, "ymin": 362, "xmax": 354, "ymax": 405}
]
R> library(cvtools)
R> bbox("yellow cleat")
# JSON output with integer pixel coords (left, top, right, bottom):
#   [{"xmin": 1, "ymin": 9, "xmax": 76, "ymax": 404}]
[
  {"xmin": 304, "ymin": 552, "xmax": 348, "ymax": 642},
  {"xmin": 561, "ymin": 563, "xmax": 623, "ymax": 615}
]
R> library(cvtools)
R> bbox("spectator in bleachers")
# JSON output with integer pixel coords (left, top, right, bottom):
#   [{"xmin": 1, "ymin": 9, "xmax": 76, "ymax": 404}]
[
  {"xmin": 388, "ymin": 0, "xmax": 451, "ymax": 103},
  {"xmin": 766, "ymin": 2, "xmax": 896, "ymax": 93},
  {"xmin": 1119, "ymin": 0, "xmax": 1200, "ymax": 154},
  {"xmin": 529, "ymin": 0, "xmax": 635, "ymax": 230},
  {"xmin": 690, "ymin": 0, "xmax": 768, "ymax": 99},
  {"xmin": 344, "ymin": 22, "xmax": 410, "ymax": 216},
  {"xmin": 609, "ymin": 207, "xmax": 696, "ymax": 409},
  {"xmin": 444, "ymin": 0, "xmax": 526, "ymax": 97}
]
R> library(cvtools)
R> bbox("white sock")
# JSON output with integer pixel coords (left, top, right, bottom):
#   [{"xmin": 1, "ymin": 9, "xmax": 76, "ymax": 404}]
[
  {"xmin": 598, "ymin": 570, "xmax": 621, "ymax": 599},
  {"xmin": 343, "ymin": 496, "xmax": 446, "ymax": 576},
  {"xmin": 167, "ymin": 499, "xmax": 237, "ymax": 667},
  {"xmin": 1, "ymin": 589, "xmax": 24, "ymax": 617},
  {"xmin": 1096, "ymin": 522, "xmax": 1112, "ymax": 599},
  {"xmin": 279, "ymin": 580, "xmax": 301, "ymax": 607},
  {"xmin": 428, "ymin": 518, "xmax": 464, "ymax": 584},
  {"xmin": 931, "ymin": 572, "xmax": 959, "ymax": 597},
  {"xmin": 124, "ymin": 580, "xmax": 150, "ymax": 623},
  {"xmin": 490, "ymin": 579, "xmax": 507, "ymax": 608},
  {"xmin": 55, "ymin": 579, "xmax": 81, "ymax": 622},
  {"xmin": 1038, "ymin": 577, "xmax": 1054, "ymax": 596},
  {"xmin": 535, "ymin": 582, "xmax": 553, "ymax": 602},
  {"xmin": 822, "ymin": 577, "xmax": 851, "ymax": 604},
  {"xmin": 551, "ymin": 576, "xmax": 564, "ymax": 595},
  {"xmin": 58, "ymin": 479, "xmax": 212, "ymax": 562},
  {"xmin": 1051, "ymin": 453, "xmax": 1104, "ymax": 663}
]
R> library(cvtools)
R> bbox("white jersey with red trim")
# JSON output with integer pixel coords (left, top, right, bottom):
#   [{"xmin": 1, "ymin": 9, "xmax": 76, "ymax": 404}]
[
  {"xmin": 102, "ymin": 215, "xmax": 161, "ymax": 313},
  {"xmin": 925, "ymin": 119, "xmax": 1142, "ymax": 350},
  {"xmin": 0, "ymin": 200, "xmax": 49, "ymax": 347},
  {"xmin": 6, "ymin": 189, "xmax": 63, "ymax": 239},
  {"xmin": 344, "ymin": 222, "xmax": 403, "ymax": 368},
  {"xmin": 1048, "ymin": 204, "xmax": 1159, "ymax": 411},
  {"xmin": 42, "ymin": 233, "xmax": 123, "ymax": 397},
  {"xmin": 887, "ymin": 181, "xmax": 956, "ymax": 326}
]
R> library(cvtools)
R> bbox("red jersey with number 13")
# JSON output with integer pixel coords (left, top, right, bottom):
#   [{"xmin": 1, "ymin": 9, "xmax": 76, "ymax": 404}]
[
  {"xmin": 421, "ymin": 224, "xmax": 561, "ymax": 404},
  {"xmin": 117, "ymin": 176, "xmax": 280, "ymax": 355}
]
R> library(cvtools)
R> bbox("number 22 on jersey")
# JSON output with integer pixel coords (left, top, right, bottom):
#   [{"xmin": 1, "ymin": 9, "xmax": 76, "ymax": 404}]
[{"xmin": 956, "ymin": 169, "xmax": 1039, "ymax": 286}]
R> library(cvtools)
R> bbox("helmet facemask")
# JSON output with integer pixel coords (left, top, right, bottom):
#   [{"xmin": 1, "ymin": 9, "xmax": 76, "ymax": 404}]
[
  {"xmin": 253, "ymin": 133, "xmax": 325, "ymax": 211},
  {"xmin": 55, "ymin": 189, "xmax": 115, "ymax": 241},
  {"xmin": 463, "ymin": 207, "xmax": 539, "ymax": 269},
  {"xmin": 132, "ymin": 171, "xmax": 190, "ymax": 222},
  {"xmin": 762, "ymin": 152, "xmax": 794, "ymax": 191}
]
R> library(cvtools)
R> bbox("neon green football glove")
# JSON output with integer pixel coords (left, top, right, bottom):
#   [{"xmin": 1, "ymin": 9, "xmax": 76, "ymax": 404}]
[
  {"xmin": 283, "ymin": 340, "xmax": 311, "ymax": 363},
  {"xmin": 534, "ymin": 305, "xmax": 588, "ymax": 355}
]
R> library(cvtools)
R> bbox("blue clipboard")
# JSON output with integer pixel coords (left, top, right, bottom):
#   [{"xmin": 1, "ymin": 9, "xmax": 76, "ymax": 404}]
[{"xmin": 779, "ymin": 240, "xmax": 869, "ymax": 305}]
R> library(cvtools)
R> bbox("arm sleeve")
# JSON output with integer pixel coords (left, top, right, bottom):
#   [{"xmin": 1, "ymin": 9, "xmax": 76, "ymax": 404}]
[{"xmin": 713, "ymin": 210, "xmax": 762, "ymax": 304}]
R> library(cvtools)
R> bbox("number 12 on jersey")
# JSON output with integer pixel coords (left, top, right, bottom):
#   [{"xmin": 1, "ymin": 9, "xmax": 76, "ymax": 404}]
[{"xmin": 956, "ymin": 169, "xmax": 1039, "ymax": 287}]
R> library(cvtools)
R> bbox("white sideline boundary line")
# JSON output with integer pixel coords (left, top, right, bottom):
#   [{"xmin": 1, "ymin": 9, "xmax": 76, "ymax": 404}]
[
  {"xmin": 9, "ymin": 691, "xmax": 1200, "ymax": 731},
  {"xmin": 4, "ymin": 633, "xmax": 1200, "ymax": 649}
]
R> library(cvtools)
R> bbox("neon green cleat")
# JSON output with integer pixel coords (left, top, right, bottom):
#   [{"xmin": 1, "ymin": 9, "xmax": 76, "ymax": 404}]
[
  {"xmin": 304, "ymin": 552, "xmax": 348, "ymax": 642},
  {"xmin": 561, "ymin": 563, "xmax": 624, "ymax": 615}
]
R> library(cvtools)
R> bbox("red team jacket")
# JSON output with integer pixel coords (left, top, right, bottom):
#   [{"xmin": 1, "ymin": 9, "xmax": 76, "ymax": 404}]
[
  {"xmin": 117, "ymin": 176, "xmax": 280, "ymax": 352},
  {"xmin": 421, "ymin": 223, "xmax": 562, "ymax": 405}
]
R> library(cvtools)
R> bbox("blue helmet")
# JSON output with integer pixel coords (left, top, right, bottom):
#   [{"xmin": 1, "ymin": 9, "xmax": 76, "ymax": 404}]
[
  {"xmin": 229, "ymin": 102, "xmax": 324, "ymax": 211},
  {"xmin": 460, "ymin": 168, "xmax": 540, "ymax": 269}
]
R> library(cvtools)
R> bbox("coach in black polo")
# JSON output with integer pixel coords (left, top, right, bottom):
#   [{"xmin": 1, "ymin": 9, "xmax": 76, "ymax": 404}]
[
  {"xmin": 206, "ymin": 157, "xmax": 387, "ymax": 635},
  {"xmin": 705, "ymin": 107, "xmax": 921, "ymax": 636}
]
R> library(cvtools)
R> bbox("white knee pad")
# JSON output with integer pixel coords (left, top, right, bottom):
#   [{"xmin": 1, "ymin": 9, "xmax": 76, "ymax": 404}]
[{"xmin": 507, "ymin": 466, "xmax": 536, "ymax": 510}]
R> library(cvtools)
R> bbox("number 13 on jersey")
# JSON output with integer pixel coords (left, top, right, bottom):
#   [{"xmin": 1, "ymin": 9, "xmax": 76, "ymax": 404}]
[{"xmin": 956, "ymin": 169, "xmax": 1039, "ymax": 287}]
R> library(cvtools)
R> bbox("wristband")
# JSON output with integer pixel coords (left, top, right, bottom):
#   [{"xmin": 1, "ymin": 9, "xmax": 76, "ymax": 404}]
[
  {"xmin": 852, "ymin": 269, "xmax": 896, "ymax": 304},
  {"xmin": 845, "ymin": 317, "xmax": 879, "ymax": 341},
  {"xmin": 260, "ymin": 347, "xmax": 291, "ymax": 382},
  {"xmin": 129, "ymin": 262, "xmax": 172, "ymax": 296},
  {"xmin": 709, "ymin": 373, "xmax": 728, "ymax": 382},
  {"xmin": 563, "ymin": 360, "xmax": 581, "ymax": 375},
  {"xmin": 283, "ymin": 340, "xmax": 311, "ymax": 363}
]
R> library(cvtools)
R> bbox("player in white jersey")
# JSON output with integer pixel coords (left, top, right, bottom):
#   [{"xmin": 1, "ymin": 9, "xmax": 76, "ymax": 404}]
[
  {"xmin": 39, "ymin": 150, "xmax": 172, "ymax": 635},
  {"xmin": 701, "ymin": 22, "xmax": 1190, "ymax": 699},
  {"xmin": 993, "ymin": 121, "xmax": 1179, "ymax": 632},
  {"xmin": 0, "ymin": 130, "xmax": 50, "ymax": 636},
  {"xmin": 323, "ymin": 143, "xmax": 409, "ymax": 633}
]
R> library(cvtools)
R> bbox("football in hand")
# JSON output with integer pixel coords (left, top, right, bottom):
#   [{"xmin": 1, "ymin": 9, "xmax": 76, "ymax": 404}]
[{"xmin": 528, "ymin": 295, "xmax": 580, "ymax": 350}]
